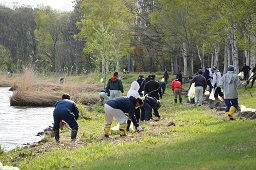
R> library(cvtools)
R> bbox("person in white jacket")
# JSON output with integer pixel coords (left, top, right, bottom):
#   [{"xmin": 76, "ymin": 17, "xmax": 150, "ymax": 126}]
[
  {"xmin": 126, "ymin": 81, "xmax": 141, "ymax": 131},
  {"xmin": 211, "ymin": 67, "xmax": 224, "ymax": 101}
]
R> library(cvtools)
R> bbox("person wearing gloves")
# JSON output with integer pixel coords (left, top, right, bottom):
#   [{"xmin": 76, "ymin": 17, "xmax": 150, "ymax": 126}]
[
  {"xmin": 53, "ymin": 93, "xmax": 79, "ymax": 142},
  {"xmin": 144, "ymin": 74, "xmax": 162, "ymax": 100},
  {"xmin": 220, "ymin": 65, "xmax": 247, "ymax": 120},
  {"xmin": 105, "ymin": 72, "xmax": 124, "ymax": 99},
  {"xmin": 104, "ymin": 96, "xmax": 144, "ymax": 137},
  {"xmin": 126, "ymin": 81, "xmax": 141, "ymax": 131}
]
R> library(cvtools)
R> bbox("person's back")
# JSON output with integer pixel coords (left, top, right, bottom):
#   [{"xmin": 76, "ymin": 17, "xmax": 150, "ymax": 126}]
[
  {"xmin": 54, "ymin": 99, "xmax": 77, "ymax": 114},
  {"xmin": 144, "ymin": 75, "xmax": 162, "ymax": 99},
  {"xmin": 176, "ymin": 71, "xmax": 183, "ymax": 84},
  {"xmin": 220, "ymin": 71, "xmax": 240, "ymax": 99},
  {"xmin": 106, "ymin": 72, "xmax": 124, "ymax": 99},
  {"xmin": 127, "ymin": 81, "xmax": 140, "ymax": 98},
  {"xmin": 136, "ymin": 75, "xmax": 145, "ymax": 94}
]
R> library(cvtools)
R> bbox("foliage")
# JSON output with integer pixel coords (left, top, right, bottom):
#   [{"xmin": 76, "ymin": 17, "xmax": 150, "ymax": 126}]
[{"xmin": 76, "ymin": 0, "xmax": 136, "ymax": 72}]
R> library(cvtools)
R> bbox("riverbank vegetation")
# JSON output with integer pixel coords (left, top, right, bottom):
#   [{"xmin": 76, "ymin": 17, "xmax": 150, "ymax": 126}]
[{"xmin": 0, "ymin": 71, "xmax": 256, "ymax": 170}]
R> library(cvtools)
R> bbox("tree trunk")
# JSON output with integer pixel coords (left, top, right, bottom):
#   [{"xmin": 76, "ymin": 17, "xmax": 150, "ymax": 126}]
[
  {"xmin": 182, "ymin": 42, "xmax": 188, "ymax": 76},
  {"xmin": 214, "ymin": 45, "xmax": 219, "ymax": 67},
  {"xmin": 230, "ymin": 25, "xmax": 239, "ymax": 74}
]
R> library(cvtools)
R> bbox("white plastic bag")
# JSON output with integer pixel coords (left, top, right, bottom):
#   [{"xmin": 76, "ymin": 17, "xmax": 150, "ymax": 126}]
[
  {"xmin": 238, "ymin": 72, "xmax": 244, "ymax": 80},
  {"xmin": 188, "ymin": 83, "xmax": 195, "ymax": 100}
]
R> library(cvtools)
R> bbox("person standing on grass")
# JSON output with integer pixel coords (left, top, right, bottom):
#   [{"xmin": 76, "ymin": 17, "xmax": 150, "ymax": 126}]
[
  {"xmin": 203, "ymin": 67, "xmax": 213, "ymax": 93},
  {"xmin": 176, "ymin": 70, "xmax": 183, "ymax": 84},
  {"xmin": 106, "ymin": 72, "xmax": 124, "ymax": 99},
  {"xmin": 144, "ymin": 74, "xmax": 162, "ymax": 100},
  {"xmin": 249, "ymin": 64, "xmax": 256, "ymax": 88},
  {"xmin": 191, "ymin": 69, "xmax": 207, "ymax": 106},
  {"xmin": 136, "ymin": 74, "xmax": 145, "ymax": 95},
  {"xmin": 104, "ymin": 96, "xmax": 144, "ymax": 137},
  {"xmin": 211, "ymin": 66, "xmax": 224, "ymax": 101},
  {"xmin": 171, "ymin": 79, "xmax": 183, "ymax": 104},
  {"xmin": 220, "ymin": 65, "xmax": 247, "ymax": 120},
  {"xmin": 53, "ymin": 93, "xmax": 79, "ymax": 142},
  {"xmin": 241, "ymin": 63, "xmax": 251, "ymax": 80},
  {"xmin": 163, "ymin": 70, "xmax": 169, "ymax": 84}
]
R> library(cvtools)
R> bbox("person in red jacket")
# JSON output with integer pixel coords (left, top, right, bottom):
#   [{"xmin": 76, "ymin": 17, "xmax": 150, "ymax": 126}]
[{"xmin": 171, "ymin": 79, "xmax": 183, "ymax": 103}]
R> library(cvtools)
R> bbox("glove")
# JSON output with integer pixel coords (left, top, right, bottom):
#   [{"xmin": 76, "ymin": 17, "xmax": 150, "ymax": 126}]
[{"xmin": 136, "ymin": 126, "xmax": 143, "ymax": 132}]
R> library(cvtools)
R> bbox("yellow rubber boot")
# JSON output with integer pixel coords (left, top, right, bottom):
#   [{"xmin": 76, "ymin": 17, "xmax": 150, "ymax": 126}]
[
  {"xmin": 104, "ymin": 124, "xmax": 111, "ymax": 138},
  {"xmin": 229, "ymin": 106, "xmax": 236, "ymax": 120},
  {"xmin": 225, "ymin": 112, "xmax": 230, "ymax": 120},
  {"xmin": 119, "ymin": 123, "xmax": 126, "ymax": 137}
]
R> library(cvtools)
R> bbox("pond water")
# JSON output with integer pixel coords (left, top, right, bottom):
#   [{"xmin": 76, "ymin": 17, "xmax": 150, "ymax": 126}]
[{"xmin": 0, "ymin": 87, "xmax": 54, "ymax": 152}]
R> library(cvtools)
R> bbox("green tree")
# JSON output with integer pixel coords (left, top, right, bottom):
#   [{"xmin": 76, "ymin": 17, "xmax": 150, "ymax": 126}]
[
  {"xmin": 86, "ymin": 23, "xmax": 121, "ymax": 85},
  {"xmin": 76, "ymin": 0, "xmax": 136, "ymax": 73}
]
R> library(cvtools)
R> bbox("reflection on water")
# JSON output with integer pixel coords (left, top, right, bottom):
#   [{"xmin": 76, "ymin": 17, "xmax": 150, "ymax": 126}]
[{"xmin": 0, "ymin": 87, "xmax": 54, "ymax": 151}]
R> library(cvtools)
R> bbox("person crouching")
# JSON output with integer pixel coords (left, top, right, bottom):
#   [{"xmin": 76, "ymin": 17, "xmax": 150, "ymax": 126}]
[
  {"xmin": 104, "ymin": 96, "xmax": 144, "ymax": 137},
  {"xmin": 53, "ymin": 93, "xmax": 79, "ymax": 142}
]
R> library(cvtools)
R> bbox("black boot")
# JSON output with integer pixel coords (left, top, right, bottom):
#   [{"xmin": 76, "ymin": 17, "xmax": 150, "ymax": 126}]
[
  {"xmin": 179, "ymin": 98, "xmax": 182, "ymax": 104},
  {"xmin": 174, "ymin": 99, "xmax": 177, "ymax": 103},
  {"xmin": 71, "ymin": 129, "xmax": 78, "ymax": 140},
  {"xmin": 54, "ymin": 129, "xmax": 60, "ymax": 143}
]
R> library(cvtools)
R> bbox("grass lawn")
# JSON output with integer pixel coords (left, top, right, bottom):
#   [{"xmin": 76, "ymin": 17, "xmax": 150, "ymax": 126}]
[{"xmin": 0, "ymin": 72, "xmax": 256, "ymax": 170}]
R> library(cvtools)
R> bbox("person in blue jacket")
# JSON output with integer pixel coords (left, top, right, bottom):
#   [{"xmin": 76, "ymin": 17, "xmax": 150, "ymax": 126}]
[
  {"xmin": 53, "ymin": 93, "xmax": 79, "ymax": 142},
  {"xmin": 104, "ymin": 96, "xmax": 144, "ymax": 137}
]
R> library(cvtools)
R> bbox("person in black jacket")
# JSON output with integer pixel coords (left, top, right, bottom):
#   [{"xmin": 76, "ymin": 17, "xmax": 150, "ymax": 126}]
[
  {"xmin": 144, "ymin": 75, "xmax": 162, "ymax": 100},
  {"xmin": 203, "ymin": 67, "xmax": 213, "ymax": 93},
  {"xmin": 163, "ymin": 70, "xmax": 169, "ymax": 84},
  {"xmin": 141, "ymin": 96, "xmax": 161, "ymax": 121},
  {"xmin": 104, "ymin": 96, "xmax": 144, "ymax": 137},
  {"xmin": 249, "ymin": 64, "xmax": 256, "ymax": 88},
  {"xmin": 241, "ymin": 63, "xmax": 251, "ymax": 80},
  {"xmin": 53, "ymin": 93, "xmax": 79, "ymax": 142},
  {"xmin": 176, "ymin": 71, "xmax": 183, "ymax": 84},
  {"xmin": 136, "ymin": 74, "xmax": 145, "ymax": 95},
  {"xmin": 191, "ymin": 70, "xmax": 207, "ymax": 106}
]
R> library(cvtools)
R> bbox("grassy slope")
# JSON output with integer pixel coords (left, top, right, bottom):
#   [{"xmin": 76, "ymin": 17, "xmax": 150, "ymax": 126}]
[{"xmin": 1, "ymin": 73, "xmax": 256, "ymax": 170}]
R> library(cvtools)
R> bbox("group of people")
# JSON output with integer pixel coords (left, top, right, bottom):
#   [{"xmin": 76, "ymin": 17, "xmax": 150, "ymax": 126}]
[
  {"xmin": 99, "ymin": 72, "xmax": 163, "ymax": 138},
  {"xmin": 51, "ymin": 65, "xmax": 249, "ymax": 142},
  {"xmin": 188, "ymin": 65, "xmax": 248, "ymax": 120}
]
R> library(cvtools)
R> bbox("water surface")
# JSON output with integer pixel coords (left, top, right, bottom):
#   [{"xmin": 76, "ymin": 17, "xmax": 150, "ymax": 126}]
[{"xmin": 0, "ymin": 87, "xmax": 54, "ymax": 151}]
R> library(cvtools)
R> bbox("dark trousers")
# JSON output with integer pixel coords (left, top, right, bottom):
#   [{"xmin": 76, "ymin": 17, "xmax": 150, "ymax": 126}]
[
  {"xmin": 53, "ymin": 112, "xmax": 78, "ymax": 130},
  {"xmin": 224, "ymin": 98, "xmax": 238, "ymax": 112},
  {"xmin": 141, "ymin": 101, "xmax": 160, "ymax": 121},
  {"xmin": 214, "ymin": 87, "xmax": 224, "ymax": 98}
]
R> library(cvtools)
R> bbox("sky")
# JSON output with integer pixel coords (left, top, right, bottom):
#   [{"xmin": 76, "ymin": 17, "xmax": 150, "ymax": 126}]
[{"xmin": 0, "ymin": 0, "xmax": 74, "ymax": 11}]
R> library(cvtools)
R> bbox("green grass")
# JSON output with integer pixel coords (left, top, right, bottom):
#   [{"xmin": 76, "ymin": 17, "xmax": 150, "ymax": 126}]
[{"xmin": 1, "ymin": 73, "xmax": 256, "ymax": 170}]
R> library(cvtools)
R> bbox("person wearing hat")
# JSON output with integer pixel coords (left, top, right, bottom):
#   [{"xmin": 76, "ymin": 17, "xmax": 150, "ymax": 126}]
[{"xmin": 220, "ymin": 65, "xmax": 247, "ymax": 120}]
